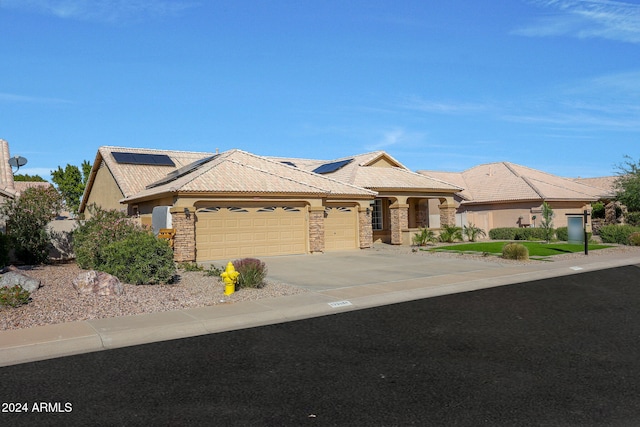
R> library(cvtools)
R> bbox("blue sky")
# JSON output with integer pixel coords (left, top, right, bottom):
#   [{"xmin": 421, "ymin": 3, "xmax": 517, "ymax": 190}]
[{"xmin": 1, "ymin": 0, "xmax": 639, "ymax": 181}]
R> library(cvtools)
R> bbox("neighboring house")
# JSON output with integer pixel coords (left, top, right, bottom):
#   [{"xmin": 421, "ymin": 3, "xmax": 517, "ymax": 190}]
[
  {"xmin": 418, "ymin": 162, "xmax": 612, "ymax": 234},
  {"xmin": 80, "ymin": 146, "xmax": 461, "ymax": 262}
]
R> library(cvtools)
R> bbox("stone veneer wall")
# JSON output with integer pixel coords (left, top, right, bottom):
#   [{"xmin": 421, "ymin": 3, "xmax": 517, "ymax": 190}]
[
  {"xmin": 390, "ymin": 204, "xmax": 408, "ymax": 245},
  {"xmin": 439, "ymin": 205, "xmax": 456, "ymax": 227},
  {"xmin": 308, "ymin": 207, "xmax": 325, "ymax": 253},
  {"xmin": 171, "ymin": 209, "xmax": 196, "ymax": 262},
  {"xmin": 359, "ymin": 207, "xmax": 373, "ymax": 248}
]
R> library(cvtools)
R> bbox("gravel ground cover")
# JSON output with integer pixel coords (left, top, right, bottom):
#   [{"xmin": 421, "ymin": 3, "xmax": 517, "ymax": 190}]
[
  {"xmin": 1, "ymin": 244, "xmax": 639, "ymax": 331},
  {"xmin": 0, "ymin": 264, "xmax": 308, "ymax": 331}
]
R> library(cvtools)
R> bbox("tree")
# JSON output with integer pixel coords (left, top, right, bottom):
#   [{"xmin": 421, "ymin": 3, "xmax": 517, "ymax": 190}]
[
  {"xmin": 13, "ymin": 174, "xmax": 47, "ymax": 182},
  {"xmin": 614, "ymin": 155, "xmax": 640, "ymax": 212},
  {"xmin": 50, "ymin": 160, "xmax": 92, "ymax": 214},
  {"xmin": 540, "ymin": 201, "xmax": 555, "ymax": 243},
  {"xmin": 1, "ymin": 186, "xmax": 63, "ymax": 264}
]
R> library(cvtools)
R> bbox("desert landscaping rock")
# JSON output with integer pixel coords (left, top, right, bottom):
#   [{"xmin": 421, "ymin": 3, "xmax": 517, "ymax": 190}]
[
  {"xmin": 0, "ymin": 270, "xmax": 42, "ymax": 293},
  {"xmin": 72, "ymin": 270, "xmax": 125, "ymax": 296}
]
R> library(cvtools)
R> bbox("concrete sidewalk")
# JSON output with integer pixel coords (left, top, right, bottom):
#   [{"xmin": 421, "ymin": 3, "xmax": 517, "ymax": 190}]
[{"xmin": 1, "ymin": 248, "xmax": 639, "ymax": 367}]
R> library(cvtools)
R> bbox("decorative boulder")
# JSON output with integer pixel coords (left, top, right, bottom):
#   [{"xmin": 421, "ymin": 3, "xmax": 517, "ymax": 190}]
[
  {"xmin": 0, "ymin": 269, "xmax": 42, "ymax": 293},
  {"xmin": 73, "ymin": 270, "xmax": 124, "ymax": 296}
]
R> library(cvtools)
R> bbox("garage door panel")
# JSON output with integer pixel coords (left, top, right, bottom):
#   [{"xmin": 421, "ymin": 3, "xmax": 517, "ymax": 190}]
[
  {"xmin": 325, "ymin": 206, "xmax": 358, "ymax": 251},
  {"xmin": 196, "ymin": 206, "xmax": 307, "ymax": 261}
]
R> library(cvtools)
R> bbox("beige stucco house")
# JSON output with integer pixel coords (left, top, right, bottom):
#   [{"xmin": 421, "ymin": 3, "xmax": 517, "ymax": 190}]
[
  {"xmin": 419, "ymin": 162, "xmax": 613, "ymax": 234},
  {"xmin": 80, "ymin": 146, "xmax": 461, "ymax": 262}
]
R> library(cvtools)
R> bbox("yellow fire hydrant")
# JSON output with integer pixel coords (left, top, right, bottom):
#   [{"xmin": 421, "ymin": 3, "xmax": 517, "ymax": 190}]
[{"xmin": 221, "ymin": 262, "xmax": 239, "ymax": 296}]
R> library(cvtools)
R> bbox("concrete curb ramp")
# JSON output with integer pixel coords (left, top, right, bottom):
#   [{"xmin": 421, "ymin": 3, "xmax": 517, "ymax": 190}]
[{"xmin": 1, "ymin": 253, "xmax": 638, "ymax": 367}]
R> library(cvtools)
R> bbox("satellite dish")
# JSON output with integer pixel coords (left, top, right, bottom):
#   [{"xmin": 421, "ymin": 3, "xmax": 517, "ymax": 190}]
[{"xmin": 8, "ymin": 156, "xmax": 28, "ymax": 171}]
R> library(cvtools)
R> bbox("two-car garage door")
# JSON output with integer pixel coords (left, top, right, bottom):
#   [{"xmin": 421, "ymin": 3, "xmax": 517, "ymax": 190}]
[
  {"xmin": 195, "ymin": 204, "xmax": 359, "ymax": 262},
  {"xmin": 196, "ymin": 206, "xmax": 307, "ymax": 261}
]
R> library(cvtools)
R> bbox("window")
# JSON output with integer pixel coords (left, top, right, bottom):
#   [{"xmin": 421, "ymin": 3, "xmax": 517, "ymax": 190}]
[{"xmin": 371, "ymin": 199, "xmax": 383, "ymax": 230}]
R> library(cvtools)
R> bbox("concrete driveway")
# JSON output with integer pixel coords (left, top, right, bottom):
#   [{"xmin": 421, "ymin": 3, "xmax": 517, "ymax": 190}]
[{"xmin": 261, "ymin": 245, "xmax": 507, "ymax": 291}]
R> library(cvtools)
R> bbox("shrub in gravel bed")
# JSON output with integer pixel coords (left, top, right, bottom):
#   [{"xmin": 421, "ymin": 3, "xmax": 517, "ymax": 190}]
[
  {"xmin": 0, "ymin": 285, "xmax": 31, "ymax": 307},
  {"xmin": 98, "ymin": 231, "xmax": 176, "ymax": 285},
  {"xmin": 598, "ymin": 224, "xmax": 640, "ymax": 245},
  {"xmin": 502, "ymin": 243, "xmax": 529, "ymax": 260},
  {"xmin": 73, "ymin": 204, "xmax": 143, "ymax": 269},
  {"xmin": 233, "ymin": 258, "xmax": 267, "ymax": 289}
]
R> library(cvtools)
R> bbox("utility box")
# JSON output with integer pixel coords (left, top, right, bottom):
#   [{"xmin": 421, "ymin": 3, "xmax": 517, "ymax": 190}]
[{"xmin": 152, "ymin": 206, "xmax": 172, "ymax": 236}]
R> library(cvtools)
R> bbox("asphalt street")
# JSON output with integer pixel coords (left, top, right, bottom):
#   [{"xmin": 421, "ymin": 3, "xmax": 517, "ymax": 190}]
[{"xmin": 1, "ymin": 265, "xmax": 640, "ymax": 426}]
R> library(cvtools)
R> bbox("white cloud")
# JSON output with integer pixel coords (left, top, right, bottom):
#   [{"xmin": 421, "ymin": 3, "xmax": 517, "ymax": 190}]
[
  {"xmin": 2, "ymin": 0, "xmax": 200, "ymax": 23},
  {"xmin": 397, "ymin": 96, "xmax": 489, "ymax": 115},
  {"xmin": 0, "ymin": 92, "xmax": 72, "ymax": 104},
  {"xmin": 515, "ymin": 0, "xmax": 640, "ymax": 44}
]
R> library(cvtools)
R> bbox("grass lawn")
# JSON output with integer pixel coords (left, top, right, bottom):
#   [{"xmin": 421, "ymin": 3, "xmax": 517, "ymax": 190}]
[{"xmin": 427, "ymin": 241, "xmax": 613, "ymax": 257}]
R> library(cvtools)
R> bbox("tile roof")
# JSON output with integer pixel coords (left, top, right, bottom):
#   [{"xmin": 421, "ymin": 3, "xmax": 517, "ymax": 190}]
[
  {"xmin": 572, "ymin": 176, "xmax": 617, "ymax": 197},
  {"xmin": 419, "ymin": 162, "xmax": 607, "ymax": 204},
  {"xmin": 269, "ymin": 151, "xmax": 462, "ymax": 192},
  {"xmin": 120, "ymin": 149, "xmax": 377, "ymax": 203},
  {"xmin": 97, "ymin": 146, "xmax": 214, "ymax": 197}
]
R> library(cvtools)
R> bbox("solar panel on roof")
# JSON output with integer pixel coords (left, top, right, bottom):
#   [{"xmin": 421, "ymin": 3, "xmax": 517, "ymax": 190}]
[
  {"xmin": 312, "ymin": 158, "xmax": 353, "ymax": 174},
  {"xmin": 280, "ymin": 161, "xmax": 297, "ymax": 167},
  {"xmin": 146, "ymin": 154, "xmax": 220, "ymax": 189},
  {"xmin": 112, "ymin": 152, "xmax": 175, "ymax": 166}
]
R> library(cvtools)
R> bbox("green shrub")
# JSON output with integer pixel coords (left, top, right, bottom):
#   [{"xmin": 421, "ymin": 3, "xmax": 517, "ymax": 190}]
[
  {"xmin": 0, "ymin": 285, "xmax": 31, "ymax": 307},
  {"xmin": 629, "ymin": 232, "xmax": 640, "ymax": 246},
  {"xmin": 73, "ymin": 204, "xmax": 143, "ymax": 269},
  {"xmin": 502, "ymin": 243, "xmax": 529, "ymax": 260},
  {"xmin": 0, "ymin": 187, "xmax": 63, "ymax": 264},
  {"xmin": 489, "ymin": 227, "xmax": 550, "ymax": 241},
  {"xmin": 0, "ymin": 233, "xmax": 10, "ymax": 269},
  {"xmin": 233, "ymin": 258, "xmax": 267, "ymax": 289},
  {"xmin": 626, "ymin": 211, "xmax": 640, "ymax": 227},
  {"xmin": 412, "ymin": 228, "xmax": 436, "ymax": 246},
  {"xmin": 99, "ymin": 231, "xmax": 176, "ymax": 285},
  {"xmin": 178, "ymin": 262, "xmax": 204, "ymax": 272},
  {"xmin": 439, "ymin": 225, "xmax": 463, "ymax": 243},
  {"xmin": 463, "ymin": 223, "xmax": 486, "ymax": 242},
  {"xmin": 205, "ymin": 265, "xmax": 224, "ymax": 277},
  {"xmin": 591, "ymin": 202, "xmax": 605, "ymax": 219},
  {"xmin": 556, "ymin": 227, "xmax": 568, "ymax": 241},
  {"xmin": 598, "ymin": 224, "xmax": 640, "ymax": 245}
]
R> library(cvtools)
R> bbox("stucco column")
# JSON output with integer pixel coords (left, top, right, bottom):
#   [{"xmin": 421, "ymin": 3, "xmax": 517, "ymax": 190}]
[
  {"xmin": 389, "ymin": 203, "xmax": 409, "ymax": 245},
  {"xmin": 358, "ymin": 206, "xmax": 373, "ymax": 249},
  {"xmin": 171, "ymin": 207, "xmax": 196, "ymax": 263},
  {"xmin": 308, "ymin": 206, "xmax": 325, "ymax": 253},
  {"xmin": 438, "ymin": 197, "xmax": 457, "ymax": 227}
]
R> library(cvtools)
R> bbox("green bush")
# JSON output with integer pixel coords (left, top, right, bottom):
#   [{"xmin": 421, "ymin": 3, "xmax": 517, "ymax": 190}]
[
  {"xmin": 629, "ymin": 232, "xmax": 640, "ymax": 246},
  {"xmin": 233, "ymin": 258, "xmax": 267, "ymax": 289},
  {"xmin": 489, "ymin": 227, "xmax": 551, "ymax": 241},
  {"xmin": 0, "ymin": 187, "xmax": 62, "ymax": 264},
  {"xmin": 591, "ymin": 202, "xmax": 605, "ymax": 219},
  {"xmin": 98, "ymin": 230, "xmax": 176, "ymax": 285},
  {"xmin": 598, "ymin": 225, "xmax": 640, "ymax": 245},
  {"xmin": 0, "ymin": 285, "xmax": 31, "ymax": 307},
  {"xmin": 626, "ymin": 211, "xmax": 640, "ymax": 227},
  {"xmin": 0, "ymin": 233, "xmax": 10, "ymax": 269},
  {"xmin": 502, "ymin": 243, "xmax": 529, "ymax": 260},
  {"xmin": 463, "ymin": 223, "xmax": 486, "ymax": 242},
  {"xmin": 439, "ymin": 225, "xmax": 463, "ymax": 243},
  {"xmin": 412, "ymin": 228, "xmax": 436, "ymax": 246},
  {"xmin": 73, "ymin": 204, "xmax": 144, "ymax": 269}
]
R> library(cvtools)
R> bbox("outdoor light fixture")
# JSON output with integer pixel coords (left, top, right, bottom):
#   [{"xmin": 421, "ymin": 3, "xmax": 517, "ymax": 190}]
[{"xmin": 184, "ymin": 207, "xmax": 191, "ymax": 219}]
